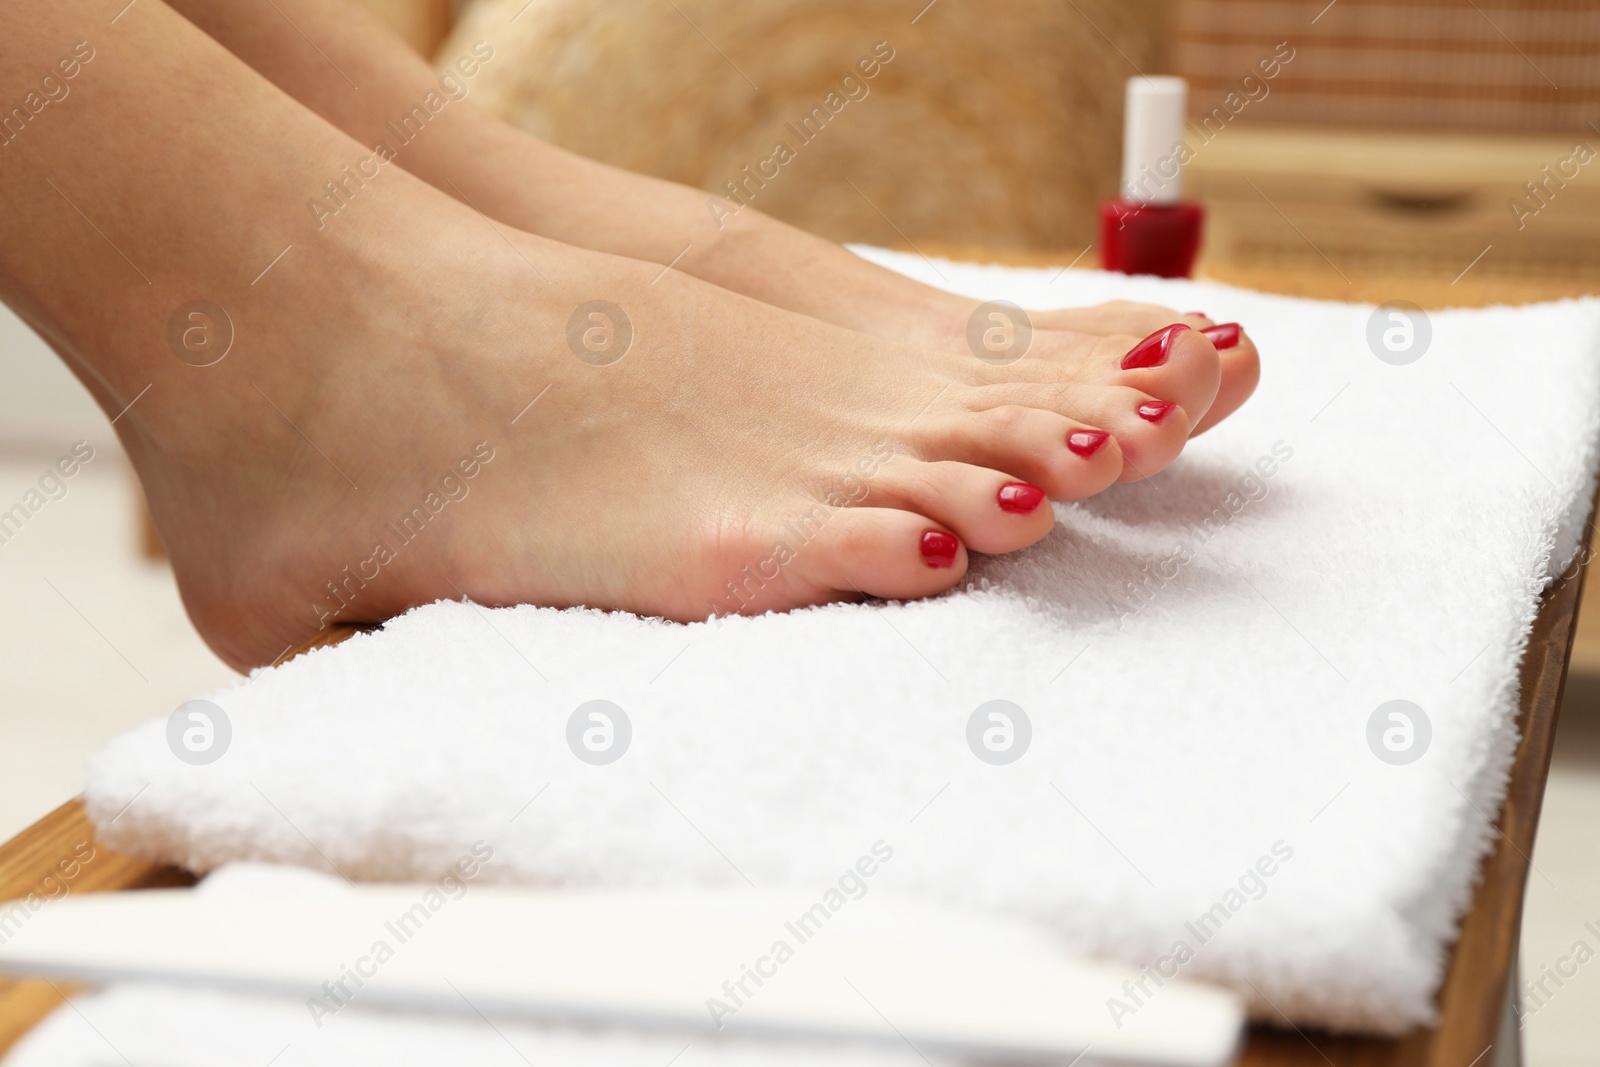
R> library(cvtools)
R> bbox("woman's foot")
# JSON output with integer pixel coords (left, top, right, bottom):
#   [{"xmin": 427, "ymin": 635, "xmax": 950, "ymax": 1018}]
[
  {"xmin": 165, "ymin": 0, "xmax": 1261, "ymax": 436},
  {"xmin": 122, "ymin": 188, "xmax": 1223, "ymax": 669},
  {"xmin": 0, "ymin": 0, "xmax": 1235, "ymax": 671},
  {"xmin": 599, "ymin": 198, "xmax": 1263, "ymax": 437}
]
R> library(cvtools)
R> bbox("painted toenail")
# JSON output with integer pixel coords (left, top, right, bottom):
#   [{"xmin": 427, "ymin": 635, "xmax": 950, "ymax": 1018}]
[
  {"xmin": 1201, "ymin": 322, "xmax": 1242, "ymax": 350},
  {"xmin": 997, "ymin": 482, "xmax": 1046, "ymax": 514},
  {"xmin": 1067, "ymin": 429, "xmax": 1110, "ymax": 457},
  {"xmin": 1120, "ymin": 323, "xmax": 1190, "ymax": 370},
  {"xmin": 1137, "ymin": 400, "xmax": 1177, "ymax": 423},
  {"xmin": 1184, "ymin": 310, "xmax": 1207, "ymax": 318},
  {"xmin": 920, "ymin": 530, "xmax": 960, "ymax": 568}
]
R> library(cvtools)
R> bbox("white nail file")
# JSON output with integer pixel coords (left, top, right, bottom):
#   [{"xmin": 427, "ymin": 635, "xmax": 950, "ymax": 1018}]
[{"xmin": 0, "ymin": 885, "xmax": 1242, "ymax": 1066}]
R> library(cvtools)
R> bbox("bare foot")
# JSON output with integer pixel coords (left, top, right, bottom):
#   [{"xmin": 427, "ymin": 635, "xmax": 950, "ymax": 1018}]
[
  {"xmin": 123, "ymin": 189, "xmax": 1220, "ymax": 669},
  {"xmin": 163, "ymin": 0, "xmax": 1260, "ymax": 436},
  {"xmin": 0, "ymin": 0, "xmax": 1232, "ymax": 671}
]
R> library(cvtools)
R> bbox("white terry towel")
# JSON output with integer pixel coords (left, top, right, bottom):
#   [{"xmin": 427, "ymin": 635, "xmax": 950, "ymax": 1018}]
[{"xmin": 82, "ymin": 252, "xmax": 1600, "ymax": 1036}]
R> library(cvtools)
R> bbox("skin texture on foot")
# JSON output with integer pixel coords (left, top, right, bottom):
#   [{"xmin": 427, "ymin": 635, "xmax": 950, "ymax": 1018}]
[
  {"xmin": 158, "ymin": 207, "xmax": 1216, "ymax": 668},
  {"xmin": 165, "ymin": 0, "xmax": 1261, "ymax": 434},
  {"xmin": 0, "ymin": 0, "xmax": 1240, "ymax": 671}
]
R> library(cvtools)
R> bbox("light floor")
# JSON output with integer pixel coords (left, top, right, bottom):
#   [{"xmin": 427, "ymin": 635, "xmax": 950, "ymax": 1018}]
[{"xmin": 0, "ymin": 454, "xmax": 1597, "ymax": 1059}]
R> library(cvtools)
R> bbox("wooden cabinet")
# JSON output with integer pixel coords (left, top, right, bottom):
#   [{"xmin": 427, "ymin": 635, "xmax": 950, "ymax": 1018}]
[{"xmin": 1188, "ymin": 125, "xmax": 1600, "ymax": 305}]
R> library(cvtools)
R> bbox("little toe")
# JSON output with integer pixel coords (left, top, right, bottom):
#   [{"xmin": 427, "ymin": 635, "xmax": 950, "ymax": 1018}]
[
  {"xmin": 863, "ymin": 460, "xmax": 1053, "ymax": 555},
  {"xmin": 794, "ymin": 507, "xmax": 969, "ymax": 601}
]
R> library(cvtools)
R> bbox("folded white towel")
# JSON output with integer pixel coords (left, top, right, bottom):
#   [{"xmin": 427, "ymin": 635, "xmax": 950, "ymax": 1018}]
[{"xmin": 81, "ymin": 253, "xmax": 1600, "ymax": 1036}]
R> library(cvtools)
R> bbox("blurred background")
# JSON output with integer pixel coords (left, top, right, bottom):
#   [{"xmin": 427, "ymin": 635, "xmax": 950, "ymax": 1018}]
[{"xmin": 1, "ymin": 0, "xmax": 1597, "ymax": 1058}]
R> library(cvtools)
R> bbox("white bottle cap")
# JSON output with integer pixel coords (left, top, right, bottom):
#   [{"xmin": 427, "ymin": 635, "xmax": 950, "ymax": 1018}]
[{"xmin": 1121, "ymin": 76, "xmax": 1188, "ymax": 205}]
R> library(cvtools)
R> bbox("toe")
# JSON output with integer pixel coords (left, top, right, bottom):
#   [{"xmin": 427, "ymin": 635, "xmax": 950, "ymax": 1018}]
[
  {"xmin": 911, "ymin": 405, "xmax": 1123, "ymax": 501},
  {"xmin": 1018, "ymin": 323, "xmax": 1220, "ymax": 423},
  {"xmin": 1108, "ymin": 324, "xmax": 1221, "ymax": 428},
  {"xmin": 1104, "ymin": 389, "xmax": 1193, "ymax": 481},
  {"xmin": 793, "ymin": 507, "xmax": 968, "ymax": 601},
  {"xmin": 1192, "ymin": 324, "xmax": 1260, "ymax": 435},
  {"xmin": 968, "ymin": 301, "xmax": 1254, "ymax": 437},
  {"xmin": 960, "ymin": 384, "xmax": 1193, "ymax": 483},
  {"xmin": 862, "ymin": 459, "xmax": 1054, "ymax": 555}
]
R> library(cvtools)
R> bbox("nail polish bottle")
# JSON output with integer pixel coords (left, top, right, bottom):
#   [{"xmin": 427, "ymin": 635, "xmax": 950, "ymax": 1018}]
[{"xmin": 1098, "ymin": 76, "xmax": 1204, "ymax": 279}]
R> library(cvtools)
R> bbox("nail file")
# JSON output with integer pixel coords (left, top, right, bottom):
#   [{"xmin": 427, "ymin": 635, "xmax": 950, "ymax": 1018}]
[{"xmin": 0, "ymin": 886, "xmax": 1242, "ymax": 1066}]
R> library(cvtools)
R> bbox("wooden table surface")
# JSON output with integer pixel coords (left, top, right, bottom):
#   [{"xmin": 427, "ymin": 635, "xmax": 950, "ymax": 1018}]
[{"xmin": 2, "ymin": 261, "xmax": 1596, "ymax": 1063}]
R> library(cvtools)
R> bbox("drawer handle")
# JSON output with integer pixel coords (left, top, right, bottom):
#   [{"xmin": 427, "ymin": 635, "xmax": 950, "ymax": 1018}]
[{"xmin": 1366, "ymin": 188, "xmax": 1476, "ymax": 215}]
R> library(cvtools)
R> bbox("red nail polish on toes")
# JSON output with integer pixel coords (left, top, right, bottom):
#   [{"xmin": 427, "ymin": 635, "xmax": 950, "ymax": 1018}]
[
  {"xmin": 997, "ymin": 482, "xmax": 1046, "ymax": 514},
  {"xmin": 1201, "ymin": 322, "xmax": 1242, "ymax": 350},
  {"xmin": 920, "ymin": 530, "xmax": 960, "ymax": 568},
  {"xmin": 1120, "ymin": 323, "xmax": 1190, "ymax": 370},
  {"xmin": 1137, "ymin": 400, "xmax": 1177, "ymax": 423},
  {"xmin": 1067, "ymin": 429, "xmax": 1110, "ymax": 457}
]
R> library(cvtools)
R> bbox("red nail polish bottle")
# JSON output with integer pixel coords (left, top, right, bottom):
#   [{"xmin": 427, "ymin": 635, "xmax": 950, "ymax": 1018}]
[{"xmin": 1098, "ymin": 77, "xmax": 1204, "ymax": 279}]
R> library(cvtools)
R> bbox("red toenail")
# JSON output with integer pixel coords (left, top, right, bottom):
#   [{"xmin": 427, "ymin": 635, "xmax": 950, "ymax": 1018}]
[
  {"xmin": 1138, "ymin": 400, "xmax": 1177, "ymax": 423},
  {"xmin": 1184, "ymin": 311, "xmax": 1207, "ymax": 318},
  {"xmin": 1202, "ymin": 322, "xmax": 1242, "ymax": 350},
  {"xmin": 997, "ymin": 482, "xmax": 1045, "ymax": 513},
  {"xmin": 920, "ymin": 530, "xmax": 960, "ymax": 568},
  {"xmin": 1067, "ymin": 429, "xmax": 1110, "ymax": 457},
  {"xmin": 1120, "ymin": 323, "xmax": 1190, "ymax": 370}
]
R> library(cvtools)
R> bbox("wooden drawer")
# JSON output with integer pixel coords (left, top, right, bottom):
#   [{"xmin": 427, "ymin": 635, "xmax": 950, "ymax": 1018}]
[{"xmin": 1189, "ymin": 126, "xmax": 1600, "ymax": 284}]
